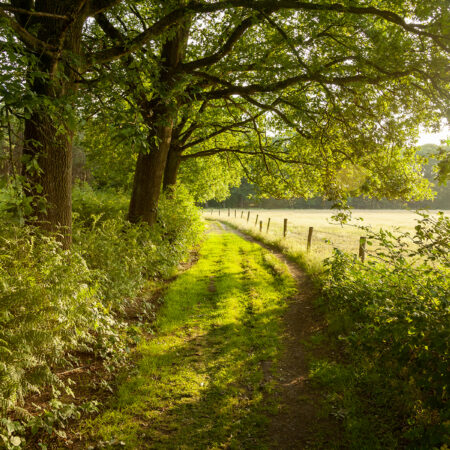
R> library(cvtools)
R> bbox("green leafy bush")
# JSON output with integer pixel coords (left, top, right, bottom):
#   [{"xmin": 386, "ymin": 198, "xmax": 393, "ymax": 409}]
[
  {"xmin": 0, "ymin": 186, "xmax": 204, "ymax": 447},
  {"xmin": 154, "ymin": 186, "xmax": 205, "ymax": 275},
  {"xmin": 72, "ymin": 183, "xmax": 129, "ymax": 225},
  {"xmin": 0, "ymin": 222, "xmax": 121, "ymax": 412},
  {"xmin": 72, "ymin": 187, "xmax": 203, "ymax": 311},
  {"xmin": 315, "ymin": 212, "xmax": 449, "ymax": 448}
]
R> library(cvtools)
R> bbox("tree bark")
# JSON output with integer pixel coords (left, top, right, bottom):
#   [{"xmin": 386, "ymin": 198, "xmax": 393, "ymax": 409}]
[
  {"xmin": 163, "ymin": 144, "xmax": 182, "ymax": 192},
  {"xmin": 128, "ymin": 120, "xmax": 173, "ymax": 224},
  {"xmin": 16, "ymin": 1, "xmax": 89, "ymax": 248},
  {"xmin": 128, "ymin": 18, "xmax": 190, "ymax": 224},
  {"xmin": 22, "ymin": 109, "xmax": 72, "ymax": 244}
]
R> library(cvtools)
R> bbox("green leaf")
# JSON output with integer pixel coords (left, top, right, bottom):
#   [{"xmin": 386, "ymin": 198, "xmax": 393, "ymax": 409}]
[{"xmin": 10, "ymin": 436, "xmax": 21, "ymax": 447}]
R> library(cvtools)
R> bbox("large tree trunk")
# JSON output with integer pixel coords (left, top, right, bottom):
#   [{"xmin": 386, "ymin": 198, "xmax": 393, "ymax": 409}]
[
  {"xmin": 128, "ymin": 121, "xmax": 173, "ymax": 224},
  {"xmin": 163, "ymin": 145, "xmax": 182, "ymax": 192},
  {"xmin": 23, "ymin": 110, "xmax": 72, "ymax": 243},
  {"xmin": 17, "ymin": 1, "xmax": 87, "ymax": 248}
]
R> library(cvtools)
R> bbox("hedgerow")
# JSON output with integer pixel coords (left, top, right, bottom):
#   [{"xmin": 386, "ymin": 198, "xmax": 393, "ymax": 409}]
[
  {"xmin": 0, "ymin": 186, "xmax": 203, "ymax": 448},
  {"xmin": 313, "ymin": 212, "xmax": 449, "ymax": 448}
]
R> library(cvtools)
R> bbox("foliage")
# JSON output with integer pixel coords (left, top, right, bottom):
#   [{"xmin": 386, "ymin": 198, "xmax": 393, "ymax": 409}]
[
  {"xmin": 79, "ymin": 0, "xmax": 448, "ymax": 206},
  {"xmin": 72, "ymin": 183, "xmax": 129, "ymax": 225},
  {"xmin": 178, "ymin": 155, "xmax": 243, "ymax": 203},
  {"xmin": 0, "ymin": 179, "xmax": 33, "ymax": 225},
  {"xmin": 314, "ymin": 212, "xmax": 450, "ymax": 448},
  {"xmin": 0, "ymin": 187, "xmax": 203, "ymax": 447},
  {"xmin": 73, "ymin": 186, "xmax": 204, "ymax": 312},
  {"xmin": 78, "ymin": 118, "xmax": 141, "ymax": 190},
  {"xmin": 0, "ymin": 217, "xmax": 122, "ymax": 448},
  {"xmin": 221, "ymin": 144, "xmax": 450, "ymax": 210},
  {"xmin": 1, "ymin": 399, "xmax": 100, "ymax": 449}
]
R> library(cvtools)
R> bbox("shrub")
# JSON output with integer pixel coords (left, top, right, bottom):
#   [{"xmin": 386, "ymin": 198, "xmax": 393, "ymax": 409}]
[
  {"xmin": 317, "ymin": 212, "xmax": 449, "ymax": 448},
  {"xmin": 72, "ymin": 183, "xmax": 129, "ymax": 225},
  {"xmin": 0, "ymin": 186, "xmax": 204, "ymax": 446},
  {"xmin": 72, "ymin": 186, "xmax": 204, "ymax": 311},
  {"xmin": 0, "ymin": 222, "xmax": 121, "ymax": 413}
]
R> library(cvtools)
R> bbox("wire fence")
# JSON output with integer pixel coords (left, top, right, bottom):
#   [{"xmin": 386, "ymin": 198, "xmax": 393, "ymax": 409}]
[{"xmin": 205, "ymin": 208, "xmax": 368, "ymax": 261}]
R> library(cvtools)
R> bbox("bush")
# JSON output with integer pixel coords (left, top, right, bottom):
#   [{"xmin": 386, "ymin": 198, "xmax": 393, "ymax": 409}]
[
  {"xmin": 72, "ymin": 183, "xmax": 129, "ymax": 225},
  {"xmin": 0, "ymin": 186, "xmax": 204, "ymax": 447},
  {"xmin": 0, "ymin": 222, "xmax": 121, "ymax": 413},
  {"xmin": 72, "ymin": 187, "xmax": 204, "ymax": 311},
  {"xmin": 316, "ymin": 212, "xmax": 449, "ymax": 448}
]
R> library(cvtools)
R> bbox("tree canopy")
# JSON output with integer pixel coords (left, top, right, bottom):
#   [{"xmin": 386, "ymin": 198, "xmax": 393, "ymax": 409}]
[{"xmin": 0, "ymin": 0, "xmax": 448, "ymax": 244}]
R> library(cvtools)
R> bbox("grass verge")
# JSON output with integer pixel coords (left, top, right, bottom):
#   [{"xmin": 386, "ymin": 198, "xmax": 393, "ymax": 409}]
[
  {"xmin": 213, "ymin": 218, "xmax": 324, "ymax": 281},
  {"xmin": 81, "ymin": 227, "xmax": 296, "ymax": 449}
]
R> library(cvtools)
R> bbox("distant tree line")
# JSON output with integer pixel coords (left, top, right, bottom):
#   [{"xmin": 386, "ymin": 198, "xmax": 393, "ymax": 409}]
[{"xmin": 211, "ymin": 144, "xmax": 450, "ymax": 210}]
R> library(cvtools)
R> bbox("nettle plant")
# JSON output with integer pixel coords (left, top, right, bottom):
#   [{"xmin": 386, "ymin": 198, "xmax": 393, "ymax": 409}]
[
  {"xmin": 0, "ymin": 221, "xmax": 123, "ymax": 448},
  {"xmin": 321, "ymin": 212, "xmax": 449, "ymax": 447}
]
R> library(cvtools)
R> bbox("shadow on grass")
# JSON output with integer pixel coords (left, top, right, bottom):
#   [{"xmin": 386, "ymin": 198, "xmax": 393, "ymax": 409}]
[{"xmin": 84, "ymin": 232, "xmax": 291, "ymax": 449}]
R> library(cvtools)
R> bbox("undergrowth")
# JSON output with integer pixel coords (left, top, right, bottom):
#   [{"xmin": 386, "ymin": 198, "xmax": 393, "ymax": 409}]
[
  {"xmin": 313, "ymin": 212, "xmax": 449, "ymax": 449},
  {"xmin": 0, "ymin": 185, "xmax": 203, "ymax": 448}
]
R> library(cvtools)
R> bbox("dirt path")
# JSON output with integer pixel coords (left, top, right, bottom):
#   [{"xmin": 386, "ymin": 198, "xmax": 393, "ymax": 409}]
[
  {"xmin": 218, "ymin": 221, "xmax": 344, "ymax": 449},
  {"xmin": 81, "ymin": 226, "xmax": 305, "ymax": 449},
  {"xmin": 77, "ymin": 223, "xmax": 343, "ymax": 449}
]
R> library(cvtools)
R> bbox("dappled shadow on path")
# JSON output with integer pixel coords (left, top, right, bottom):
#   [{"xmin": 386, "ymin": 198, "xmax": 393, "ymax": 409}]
[
  {"xmin": 83, "ymin": 228, "xmax": 345, "ymax": 449},
  {"xmin": 84, "ymin": 231, "xmax": 291, "ymax": 449}
]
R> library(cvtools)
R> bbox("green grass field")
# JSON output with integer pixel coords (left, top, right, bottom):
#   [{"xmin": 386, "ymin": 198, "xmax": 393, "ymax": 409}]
[{"xmin": 205, "ymin": 209, "xmax": 450, "ymax": 261}]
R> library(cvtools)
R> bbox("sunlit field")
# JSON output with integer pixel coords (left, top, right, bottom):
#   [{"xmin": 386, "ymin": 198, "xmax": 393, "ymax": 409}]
[{"xmin": 205, "ymin": 209, "xmax": 450, "ymax": 260}]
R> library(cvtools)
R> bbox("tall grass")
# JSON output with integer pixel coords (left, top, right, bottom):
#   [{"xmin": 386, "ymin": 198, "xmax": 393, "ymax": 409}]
[{"xmin": 206, "ymin": 208, "xmax": 449, "ymax": 260}]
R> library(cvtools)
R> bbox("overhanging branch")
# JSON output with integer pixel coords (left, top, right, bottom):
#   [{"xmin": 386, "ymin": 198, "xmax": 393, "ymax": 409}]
[
  {"xmin": 0, "ymin": 8, "xmax": 57, "ymax": 54},
  {"xmin": 0, "ymin": 4, "xmax": 70, "ymax": 19},
  {"xmin": 177, "ymin": 15, "xmax": 259, "ymax": 73},
  {"xmin": 197, "ymin": 69, "xmax": 415, "ymax": 100},
  {"xmin": 181, "ymin": 146, "xmax": 319, "ymax": 166},
  {"xmin": 181, "ymin": 111, "xmax": 266, "ymax": 150},
  {"xmin": 86, "ymin": 0, "xmax": 448, "ymax": 68}
]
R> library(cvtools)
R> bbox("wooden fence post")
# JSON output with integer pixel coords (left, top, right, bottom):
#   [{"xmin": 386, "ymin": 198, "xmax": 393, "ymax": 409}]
[
  {"xmin": 283, "ymin": 218, "xmax": 288, "ymax": 237},
  {"xmin": 247, "ymin": 211, "xmax": 250, "ymax": 222},
  {"xmin": 234, "ymin": 209, "xmax": 236, "ymax": 218},
  {"xmin": 359, "ymin": 236, "xmax": 367, "ymax": 262},
  {"xmin": 241, "ymin": 211, "xmax": 244, "ymax": 219},
  {"xmin": 266, "ymin": 218, "xmax": 271, "ymax": 233},
  {"xmin": 307, "ymin": 227, "xmax": 314, "ymax": 252},
  {"xmin": 255, "ymin": 214, "xmax": 259, "ymax": 226},
  {"xmin": 228, "ymin": 208, "xmax": 230, "ymax": 217},
  {"xmin": 259, "ymin": 220, "xmax": 262, "ymax": 232}
]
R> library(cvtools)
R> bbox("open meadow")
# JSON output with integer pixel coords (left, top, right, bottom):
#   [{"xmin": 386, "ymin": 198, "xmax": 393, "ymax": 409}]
[{"xmin": 205, "ymin": 209, "xmax": 450, "ymax": 261}]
